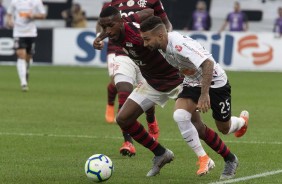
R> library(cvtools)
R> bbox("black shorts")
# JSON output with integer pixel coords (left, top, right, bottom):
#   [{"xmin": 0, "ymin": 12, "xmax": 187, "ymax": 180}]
[
  {"xmin": 14, "ymin": 37, "xmax": 36, "ymax": 55},
  {"xmin": 178, "ymin": 82, "xmax": 232, "ymax": 122}
]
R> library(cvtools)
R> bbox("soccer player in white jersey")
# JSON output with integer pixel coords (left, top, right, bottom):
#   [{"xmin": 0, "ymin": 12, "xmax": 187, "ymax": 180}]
[
  {"xmin": 7, "ymin": 0, "xmax": 46, "ymax": 91},
  {"xmin": 140, "ymin": 16, "xmax": 250, "ymax": 180}
]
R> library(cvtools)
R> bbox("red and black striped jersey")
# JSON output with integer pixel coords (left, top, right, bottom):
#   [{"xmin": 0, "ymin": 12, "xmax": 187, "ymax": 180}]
[
  {"xmin": 111, "ymin": 0, "xmax": 167, "ymax": 18},
  {"xmin": 104, "ymin": 0, "xmax": 168, "ymax": 55},
  {"xmin": 114, "ymin": 22, "xmax": 183, "ymax": 92}
]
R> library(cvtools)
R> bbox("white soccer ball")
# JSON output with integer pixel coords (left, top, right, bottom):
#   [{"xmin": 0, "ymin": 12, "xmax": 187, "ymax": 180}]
[{"xmin": 84, "ymin": 154, "xmax": 114, "ymax": 182}]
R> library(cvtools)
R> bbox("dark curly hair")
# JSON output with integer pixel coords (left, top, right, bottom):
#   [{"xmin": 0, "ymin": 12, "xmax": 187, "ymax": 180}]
[
  {"xmin": 140, "ymin": 16, "xmax": 163, "ymax": 32},
  {"xmin": 100, "ymin": 6, "xmax": 120, "ymax": 18}
]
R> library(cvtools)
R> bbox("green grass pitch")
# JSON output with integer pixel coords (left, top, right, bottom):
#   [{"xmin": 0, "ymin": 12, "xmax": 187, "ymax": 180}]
[{"xmin": 0, "ymin": 65, "xmax": 282, "ymax": 184}]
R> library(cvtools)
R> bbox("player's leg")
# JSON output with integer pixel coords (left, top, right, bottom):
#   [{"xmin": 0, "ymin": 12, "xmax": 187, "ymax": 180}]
[
  {"xmin": 115, "ymin": 78, "xmax": 135, "ymax": 156},
  {"xmin": 26, "ymin": 54, "xmax": 32, "ymax": 83},
  {"xmin": 117, "ymin": 88, "xmax": 174, "ymax": 177},
  {"xmin": 134, "ymin": 68, "xmax": 159, "ymax": 140},
  {"xmin": 210, "ymin": 83, "xmax": 249, "ymax": 179},
  {"xmin": 25, "ymin": 37, "xmax": 35, "ymax": 86},
  {"xmin": 113, "ymin": 56, "xmax": 143, "ymax": 156},
  {"xmin": 15, "ymin": 38, "xmax": 28, "ymax": 91},
  {"xmin": 211, "ymin": 83, "xmax": 249, "ymax": 137},
  {"xmin": 174, "ymin": 97, "xmax": 215, "ymax": 176},
  {"xmin": 191, "ymin": 111, "xmax": 239, "ymax": 179},
  {"xmin": 105, "ymin": 53, "xmax": 117, "ymax": 123},
  {"xmin": 145, "ymin": 106, "xmax": 159, "ymax": 140}
]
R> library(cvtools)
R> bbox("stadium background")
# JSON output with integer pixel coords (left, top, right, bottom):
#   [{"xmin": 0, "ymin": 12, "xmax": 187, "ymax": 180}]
[
  {"xmin": 0, "ymin": 0, "xmax": 281, "ymax": 71},
  {"xmin": 1, "ymin": 1, "xmax": 282, "ymax": 183}
]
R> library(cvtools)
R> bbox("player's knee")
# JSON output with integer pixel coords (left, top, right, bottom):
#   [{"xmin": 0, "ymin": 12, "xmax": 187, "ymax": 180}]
[
  {"xmin": 173, "ymin": 109, "xmax": 192, "ymax": 123},
  {"xmin": 16, "ymin": 49, "xmax": 26, "ymax": 59},
  {"xmin": 115, "ymin": 114, "xmax": 125, "ymax": 127},
  {"xmin": 115, "ymin": 113, "xmax": 132, "ymax": 129},
  {"xmin": 115, "ymin": 82, "xmax": 133, "ymax": 92}
]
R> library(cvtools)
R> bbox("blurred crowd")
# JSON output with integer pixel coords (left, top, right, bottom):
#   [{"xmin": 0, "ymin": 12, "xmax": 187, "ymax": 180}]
[
  {"xmin": 61, "ymin": 2, "xmax": 87, "ymax": 28},
  {"xmin": 184, "ymin": 0, "xmax": 281, "ymax": 37}
]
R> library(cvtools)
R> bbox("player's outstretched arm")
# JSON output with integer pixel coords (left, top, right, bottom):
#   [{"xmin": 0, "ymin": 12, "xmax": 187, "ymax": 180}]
[
  {"xmin": 6, "ymin": 14, "xmax": 14, "ymax": 28},
  {"xmin": 136, "ymin": 8, "xmax": 154, "ymax": 22},
  {"xmin": 27, "ymin": 13, "xmax": 46, "ymax": 20},
  {"xmin": 161, "ymin": 16, "xmax": 173, "ymax": 32}
]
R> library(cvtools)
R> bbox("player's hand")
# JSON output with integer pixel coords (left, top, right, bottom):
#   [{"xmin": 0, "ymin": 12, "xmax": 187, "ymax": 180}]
[
  {"xmin": 26, "ymin": 14, "xmax": 33, "ymax": 19},
  {"xmin": 196, "ymin": 93, "xmax": 210, "ymax": 113},
  {"xmin": 93, "ymin": 37, "xmax": 104, "ymax": 50}
]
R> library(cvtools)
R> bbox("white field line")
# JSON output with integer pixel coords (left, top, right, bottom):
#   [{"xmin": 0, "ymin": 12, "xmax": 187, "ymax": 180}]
[
  {"xmin": 0, "ymin": 132, "xmax": 282, "ymax": 145},
  {"xmin": 209, "ymin": 170, "xmax": 282, "ymax": 184}
]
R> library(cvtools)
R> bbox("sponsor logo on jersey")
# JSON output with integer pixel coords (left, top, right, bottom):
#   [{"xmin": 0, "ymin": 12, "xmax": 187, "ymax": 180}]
[
  {"xmin": 128, "ymin": 49, "xmax": 139, "ymax": 57},
  {"xmin": 175, "ymin": 45, "xmax": 182, "ymax": 52},
  {"xmin": 137, "ymin": 0, "xmax": 147, "ymax": 8},
  {"xmin": 127, "ymin": 0, "xmax": 135, "ymax": 7},
  {"xmin": 183, "ymin": 43, "xmax": 204, "ymax": 58},
  {"xmin": 126, "ymin": 42, "xmax": 133, "ymax": 47},
  {"xmin": 180, "ymin": 68, "xmax": 196, "ymax": 76},
  {"xmin": 132, "ymin": 58, "xmax": 146, "ymax": 66}
]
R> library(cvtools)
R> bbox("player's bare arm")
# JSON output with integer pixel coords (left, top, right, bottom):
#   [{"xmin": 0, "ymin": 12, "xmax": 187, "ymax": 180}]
[
  {"xmin": 93, "ymin": 31, "xmax": 108, "ymax": 50},
  {"xmin": 219, "ymin": 21, "xmax": 228, "ymax": 33},
  {"xmin": 27, "ymin": 13, "xmax": 46, "ymax": 20},
  {"xmin": 94, "ymin": 23, "xmax": 106, "ymax": 50},
  {"xmin": 6, "ymin": 14, "xmax": 14, "ymax": 28},
  {"xmin": 136, "ymin": 8, "xmax": 154, "ymax": 22},
  {"xmin": 161, "ymin": 16, "xmax": 173, "ymax": 32},
  {"xmin": 197, "ymin": 59, "xmax": 214, "ymax": 113}
]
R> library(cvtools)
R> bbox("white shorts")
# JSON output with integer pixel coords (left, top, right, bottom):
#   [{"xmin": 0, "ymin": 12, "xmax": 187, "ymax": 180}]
[
  {"xmin": 107, "ymin": 53, "xmax": 115, "ymax": 77},
  {"xmin": 113, "ymin": 55, "xmax": 144, "ymax": 86},
  {"xmin": 128, "ymin": 80, "xmax": 183, "ymax": 111}
]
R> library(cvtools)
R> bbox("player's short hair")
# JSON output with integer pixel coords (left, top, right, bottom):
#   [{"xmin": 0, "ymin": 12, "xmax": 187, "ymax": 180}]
[
  {"xmin": 100, "ymin": 6, "xmax": 120, "ymax": 18},
  {"xmin": 140, "ymin": 16, "xmax": 164, "ymax": 32}
]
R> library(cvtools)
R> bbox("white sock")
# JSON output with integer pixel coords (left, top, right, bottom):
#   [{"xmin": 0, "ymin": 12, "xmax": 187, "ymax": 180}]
[
  {"xmin": 228, "ymin": 116, "xmax": 245, "ymax": 134},
  {"xmin": 17, "ymin": 58, "xmax": 27, "ymax": 86},
  {"xmin": 173, "ymin": 109, "xmax": 206, "ymax": 157}
]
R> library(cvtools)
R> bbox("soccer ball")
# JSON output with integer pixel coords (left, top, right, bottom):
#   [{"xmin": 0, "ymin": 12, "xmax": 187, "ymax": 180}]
[{"xmin": 84, "ymin": 154, "xmax": 114, "ymax": 182}]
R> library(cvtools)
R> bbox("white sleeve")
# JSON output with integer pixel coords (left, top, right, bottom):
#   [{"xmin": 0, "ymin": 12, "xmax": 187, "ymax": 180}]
[
  {"xmin": 36, "ymin": 0, "xmax": 46, "ymax": 14},
  {"xmin": 176, "ymin": 38, "xmax": 211, "ymax": 68}
]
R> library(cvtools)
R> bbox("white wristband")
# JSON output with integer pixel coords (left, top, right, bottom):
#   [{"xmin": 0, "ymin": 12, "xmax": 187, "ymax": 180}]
[{"xmin": 96, "ymin": 32, "xmax": 101, "ymax": 37}]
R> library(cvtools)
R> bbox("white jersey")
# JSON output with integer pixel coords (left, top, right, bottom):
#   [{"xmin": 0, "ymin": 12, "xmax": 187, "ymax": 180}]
[
  {"xmin": 7, "ymin": 0, "xmax": 46, "ymax": 37},
  {"xmin": 159, "ymin": 32, "xmax": 227, "ymax": 88}
]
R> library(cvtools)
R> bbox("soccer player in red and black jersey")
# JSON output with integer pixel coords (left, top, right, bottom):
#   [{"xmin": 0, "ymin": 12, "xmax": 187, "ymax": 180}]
[
  {"xmin": 97, "ymin": 0, "xmax": 172, "ymax": 157},
  {"xmin": 94, "ymin": 7, "xmax": 216, "ymax": 177},
  {"xmin": 94, "ymin": 6, "xmax": 245, "ymax": 178},
  {"xmin": 110, "ymin": 0, "xmax": 172, "ymax": 31}
]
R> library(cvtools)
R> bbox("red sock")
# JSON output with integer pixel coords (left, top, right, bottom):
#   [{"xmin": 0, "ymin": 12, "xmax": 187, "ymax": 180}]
[
  {"xmin": 204, "ymin": 126, "xmax": 230, "ymax": 158},
  {"xmin": 122, "ymin": 121, "xmax": 165, "ymax": 155},
  {"xmin": 122, "ymin": 130, "xmax": 133, "ymax": 143},
  {"xmin": 107, "ymin": 83, "xmax": 117, "ymax": 106}
]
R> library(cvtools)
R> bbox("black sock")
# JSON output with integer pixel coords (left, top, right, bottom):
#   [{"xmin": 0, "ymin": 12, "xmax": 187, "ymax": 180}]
[
  {"xmin": 224, "ymin": 152, "xmax": 235, "ymax": 162},
  {"xmin": 152, "ymin": 144, "xmax": 166, "ymax": 156},
  {"xmin": 123, "ymin": 132, "xmax": 133, "ymax": 143}
]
